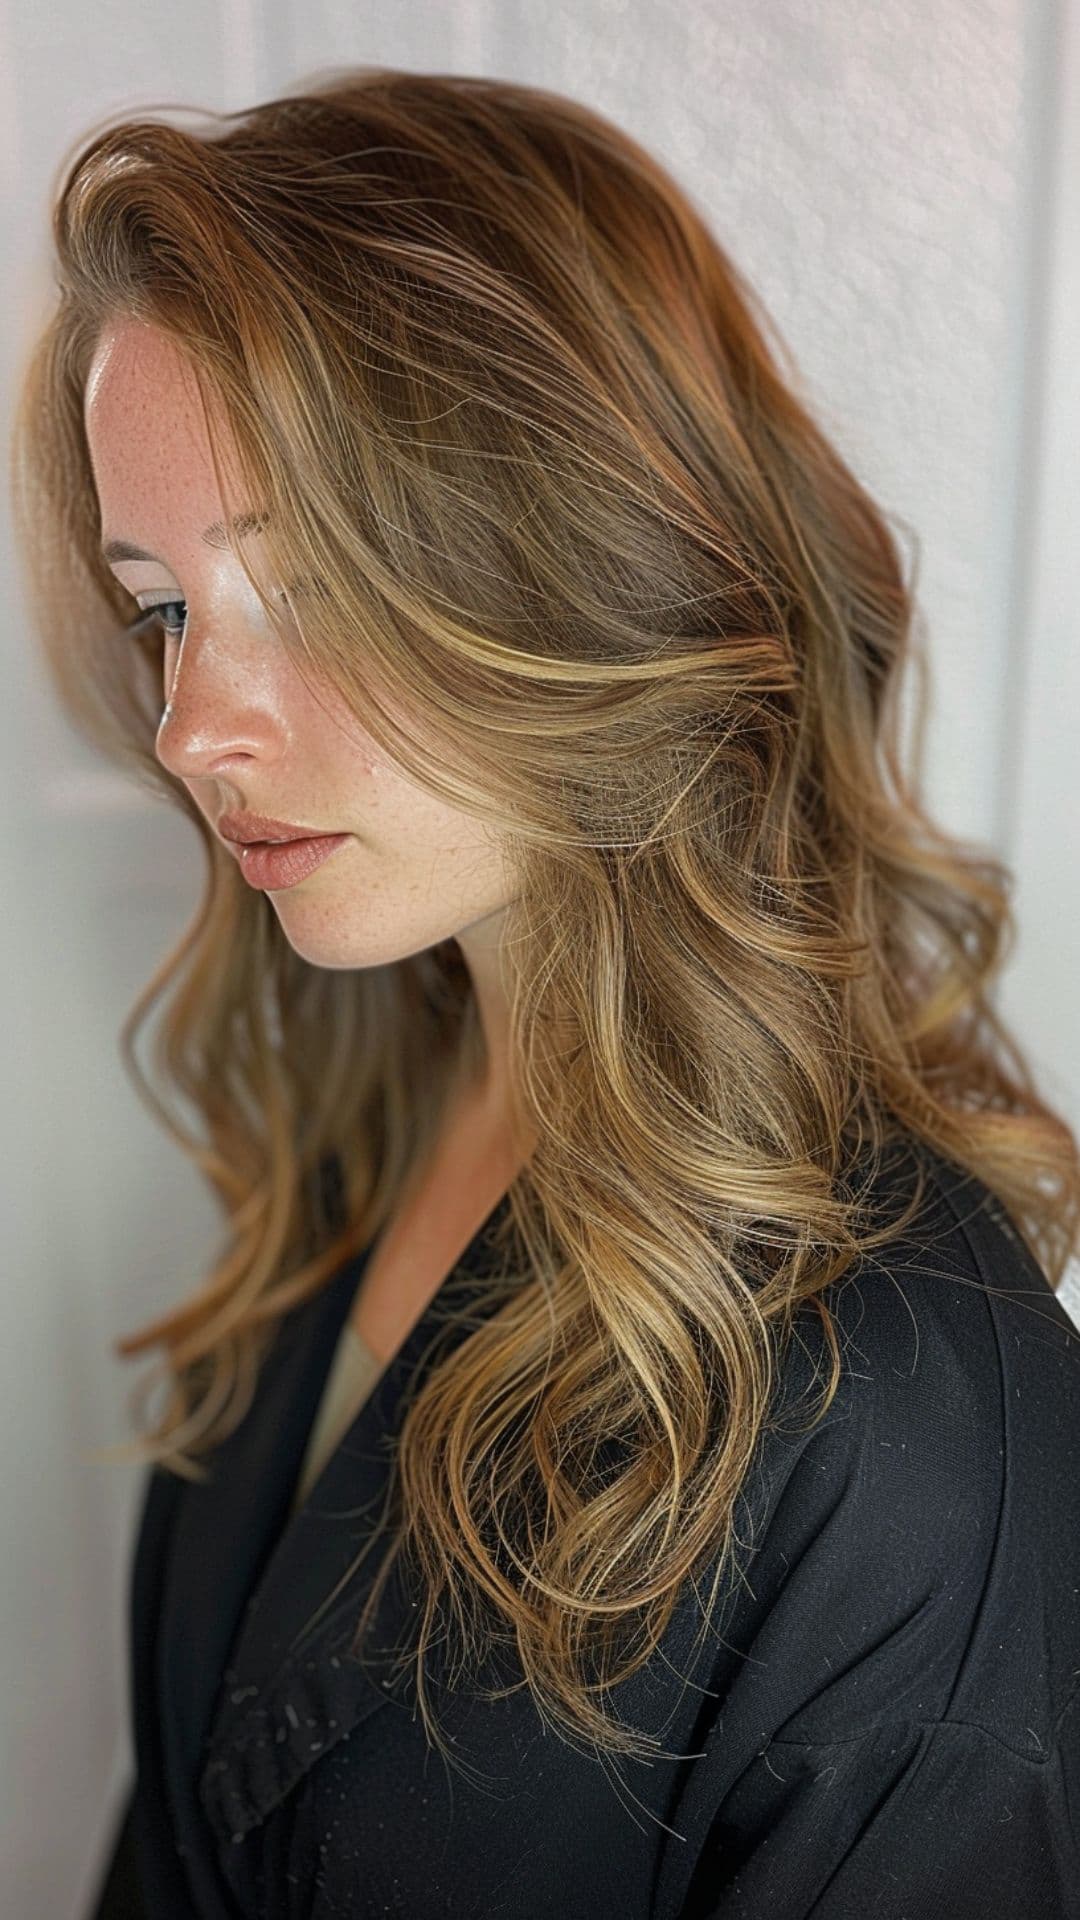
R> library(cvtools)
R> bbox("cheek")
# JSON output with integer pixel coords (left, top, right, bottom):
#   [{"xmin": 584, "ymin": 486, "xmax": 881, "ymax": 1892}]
[
  {"xmin": 295, "ymin": 682, "xmax": 395, "ymax": 786},
  {"xmin": 296, "ymin": 681, "xmax": 467, "ymax": 834}
]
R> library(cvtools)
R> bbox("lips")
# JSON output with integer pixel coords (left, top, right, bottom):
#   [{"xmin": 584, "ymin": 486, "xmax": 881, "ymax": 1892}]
[
  {"xmin": 217, "ymin": 810, "xmax": 330, "ymax": 845},
  {"xmin": 233, "ymin": 832, "xmax": 350, "ymax": 890}
]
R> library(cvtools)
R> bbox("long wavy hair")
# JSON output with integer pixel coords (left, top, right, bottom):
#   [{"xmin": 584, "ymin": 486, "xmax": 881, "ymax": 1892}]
[{"xmin": 12, "ymin": 67, "xmax": 1079, "ymax": 1770}]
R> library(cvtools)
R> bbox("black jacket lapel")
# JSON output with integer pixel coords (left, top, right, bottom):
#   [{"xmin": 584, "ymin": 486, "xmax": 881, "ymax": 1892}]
[
  {"xmin": 137, "ymin": 1233, "xmax": 371, "ymax": 1912},
  {"xmin": 194, "ymin": 1195, "xmax": 513, "ymax": 1850}
]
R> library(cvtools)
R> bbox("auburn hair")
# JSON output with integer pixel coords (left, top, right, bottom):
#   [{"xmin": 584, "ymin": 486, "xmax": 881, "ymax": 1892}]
[{"xmin": 11, "ymin": 67, "xmax": 1078, "ymax": 1769}]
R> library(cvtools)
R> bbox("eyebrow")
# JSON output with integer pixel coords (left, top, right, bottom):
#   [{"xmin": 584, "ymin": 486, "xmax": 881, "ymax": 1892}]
[{"xmin": 101, "ymin": 511, "xmax": 270, "ymax": 564}]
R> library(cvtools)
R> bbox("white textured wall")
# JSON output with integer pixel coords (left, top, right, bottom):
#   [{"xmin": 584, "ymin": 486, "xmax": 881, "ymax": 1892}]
[{"xmin": 1, "ymin": 4, "xmax": 1076, "ymax": 1913}]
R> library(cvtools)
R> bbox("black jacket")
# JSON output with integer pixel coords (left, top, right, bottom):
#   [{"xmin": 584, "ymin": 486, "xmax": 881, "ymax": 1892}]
[{"xmin": 89, "ymin": 1142, "xmax": 1080, "ymax": 1918}]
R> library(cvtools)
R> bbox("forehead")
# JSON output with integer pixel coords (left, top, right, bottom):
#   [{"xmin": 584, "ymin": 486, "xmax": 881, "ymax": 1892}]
[
  {"xmin": 84, "ymin": 316, "xmax": 205, "ymax": 435},
  {"xmin": 84, "ymin": 318, "xmax": 247, "ymax": 531}
]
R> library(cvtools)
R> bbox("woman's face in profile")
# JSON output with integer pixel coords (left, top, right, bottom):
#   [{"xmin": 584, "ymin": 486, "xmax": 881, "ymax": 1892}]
[{"xmin": 83, "ymin": 315, "xmax": 516, "ymax": 973}]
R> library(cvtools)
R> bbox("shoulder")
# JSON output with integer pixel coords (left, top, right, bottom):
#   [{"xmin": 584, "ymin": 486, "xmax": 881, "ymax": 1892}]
[
  {"xmin": 771, "ymin": 1140, "xmax": 1080, "ymax": 1495},
  {"xmin": 718, "ymin": 1142, "xmax": 1080, "ymax": 1756}
]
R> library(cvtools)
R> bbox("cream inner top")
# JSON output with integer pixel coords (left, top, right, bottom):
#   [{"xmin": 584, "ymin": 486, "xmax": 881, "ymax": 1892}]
[{"xmin": 290, "ymin": 1320, "xmax": 387, "ymax": 1514}]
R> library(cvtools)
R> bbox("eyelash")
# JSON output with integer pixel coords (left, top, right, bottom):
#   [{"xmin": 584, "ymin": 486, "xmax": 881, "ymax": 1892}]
[{"xmin": 126, "ymin": 597, "xmax": 187, "ymax": 643}]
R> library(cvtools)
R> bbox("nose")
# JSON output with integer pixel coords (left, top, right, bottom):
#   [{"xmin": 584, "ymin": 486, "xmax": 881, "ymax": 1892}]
[{"xmin": 154, "ymin": 622, "xmax": 284, "ymax": 784}]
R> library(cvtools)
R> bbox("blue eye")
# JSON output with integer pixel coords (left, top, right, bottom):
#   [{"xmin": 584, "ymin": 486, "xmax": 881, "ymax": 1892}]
[{"xmin": 126, "ymin": 598, "xmax": 187, "ymax": 642}]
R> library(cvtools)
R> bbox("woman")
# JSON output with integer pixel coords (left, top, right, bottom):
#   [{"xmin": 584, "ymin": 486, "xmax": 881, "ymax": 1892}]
[{"xmin": 12, "ymin": 69, "xmax": 1080, "ymax": 1920}]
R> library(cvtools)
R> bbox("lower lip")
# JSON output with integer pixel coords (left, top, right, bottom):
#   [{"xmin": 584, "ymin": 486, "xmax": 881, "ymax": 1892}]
[{"xmin": 231, "ymin": 833, "xmax": 350, "ymax": 890}]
